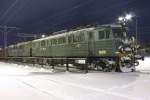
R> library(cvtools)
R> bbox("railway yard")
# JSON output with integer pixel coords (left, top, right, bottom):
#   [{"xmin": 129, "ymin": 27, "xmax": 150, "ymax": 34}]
[
  {"xmin": 0, "ymin": 0, "xmax": 149, "ymax": 100},
  {"xmin": 0, "ymin": 57, "xmax": 149, "ymax": 100}
]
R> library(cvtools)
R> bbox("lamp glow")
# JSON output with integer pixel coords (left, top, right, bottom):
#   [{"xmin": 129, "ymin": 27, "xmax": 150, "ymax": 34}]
[
  {"xmin": 125, "ymin": 14, "xmax": 133, "ymax": 20},
  {"xmin": 118, "ymin": 17, "xmax": 124, "ymax": 21}
]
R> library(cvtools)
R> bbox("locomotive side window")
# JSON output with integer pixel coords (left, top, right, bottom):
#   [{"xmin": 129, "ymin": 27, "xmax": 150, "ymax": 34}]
[
  {"xmin": 68, "ymin": 35, "xmax": 73, "ymax": 43},
  {"xmin": 73, "ymin": 35, "xmax": 77, "ymax": 42},
  {"xmin": 99, "ymin": 30, "xmax": 105, "ymax": 39},
  {"xmin": 105, "ymin": 30, "xmax": 110, "ymax": 38},
  {"xmin": 68, "ymin": 31, "xmax": 85, "ymax": 43},
  {"xmin": 88, "ymin": 31, "xmax": 93, "ymax": 40},
  {"xmin": 41, "ymin": 40, "xmax": 46, "ymax": 47},
  {"xmin": 78, "ymin": 32, "xmax": 85, "ymax": 42},
  {"xmin": 51, "ymin": 39, "xmax": 57, "ymax": 45},
  {"xmin": 49, "ymin": 40, "xmax": 52, "ymax": 46},
  {"xmin": 46, "ymin": 40, "xmax": 49, "ymax": 46},
  {"xmin": 73, "ymin": 33, "xmax": 85, "ymax": 42},
  {"xmin": 58, "ymin": 37, "xmax": 66, "ymax": 44}
]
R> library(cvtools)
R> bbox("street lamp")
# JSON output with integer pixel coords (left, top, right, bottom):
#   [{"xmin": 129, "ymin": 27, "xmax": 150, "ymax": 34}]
[
  {"xmin": 118, "ymin": 14, "xmax": 133, "ymax": 24},
  {"xmin": 118, "ymin": 17, "xmax": 124, "ymax": 21},
  {"xmin": 125, "ymin": 14, "xmax": 133, "ymax": 20},
  {"xmin": 118, "ymin": 13, "xmax": 138, "ymax": 53}
]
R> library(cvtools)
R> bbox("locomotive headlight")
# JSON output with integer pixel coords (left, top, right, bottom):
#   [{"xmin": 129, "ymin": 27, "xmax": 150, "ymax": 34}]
[
  {"xmin": 124, "ymin": 47, "xmax": 132, "ymax": 52},
  {"xmin": 122, "ymin": 38, "xmax": 132, "ymax": 45},
  {"xmin": 118, "ymin": 46, "xmax": 132, "ymax": 52},
  {"xmin": 118, "ymin": 45, "xmax": 124, "ymax": 52},
  {"xmin": 118, "ymin": 45, "xmax": 123, "ymax": 50}
]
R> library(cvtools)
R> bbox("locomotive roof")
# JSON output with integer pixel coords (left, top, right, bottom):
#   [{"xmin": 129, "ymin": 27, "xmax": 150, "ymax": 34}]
[
  {"xmin": 100, "ymin": 24, "xmax": 122, "ymax": 28},
  {"xmin": 32, "ymin": 27, "xmax": 95, "ymax": 42}
]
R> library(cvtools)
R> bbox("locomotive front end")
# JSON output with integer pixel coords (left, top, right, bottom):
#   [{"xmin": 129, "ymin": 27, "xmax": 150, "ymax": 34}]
[{"xmin": 112, "ymin": 25, "xmax": 144, "ymax": 72}]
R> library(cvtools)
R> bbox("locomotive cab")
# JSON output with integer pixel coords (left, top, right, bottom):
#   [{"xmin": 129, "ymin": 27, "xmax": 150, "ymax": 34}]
[
  {"xmin": 112, "ymin": 27, "xmax": 125, "ymax": 38},
  {"xmin": 90, "ymin": 24, "xmax": 142, "ymax": 72},
  {"xmin": 111, "ymin": 25, "xmax": 142, "ymax": 72}
]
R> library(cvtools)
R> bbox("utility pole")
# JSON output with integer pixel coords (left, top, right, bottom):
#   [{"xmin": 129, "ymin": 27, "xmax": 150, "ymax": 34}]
[
  {"xmin": 17, "ymin": 33, "xmax": 37, "ymax": 41},
  {"xmin": 0, "ymin": 25, "xmax": 19, "ymax": 57},
  {"xmin": 135, "ymin": 17, "xmax": 138, "ymax": 54}
]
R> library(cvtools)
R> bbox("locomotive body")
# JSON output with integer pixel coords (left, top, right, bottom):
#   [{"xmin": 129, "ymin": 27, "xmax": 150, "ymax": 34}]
[{"xmin": 2, "ymin": 24, "xmax": 143, "ymax": 72}]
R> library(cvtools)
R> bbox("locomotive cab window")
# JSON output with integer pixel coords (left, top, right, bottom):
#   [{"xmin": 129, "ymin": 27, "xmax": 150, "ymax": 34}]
[
  {"xmin": 98, "ymin": 30, "xmax": 105, "ymax": 39},
  {"xmin": 112, "ymin": 28, "xmax": 123, "ymax": 38}
]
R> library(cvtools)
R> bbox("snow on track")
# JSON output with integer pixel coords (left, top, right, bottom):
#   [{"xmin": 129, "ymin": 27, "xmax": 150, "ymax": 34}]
[{"xmin": 0, "ymin": 57, "xmax": 150, "ymax": 100}]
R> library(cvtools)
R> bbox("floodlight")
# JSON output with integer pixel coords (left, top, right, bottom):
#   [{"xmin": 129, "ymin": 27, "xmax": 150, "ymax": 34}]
[
  {"xmin": 118, "ymin": 17, "xmax": 124, "ymax": 21},
  {"xmin": 125, "ymin": 14, "xmax": 133, "ymax": 20}
]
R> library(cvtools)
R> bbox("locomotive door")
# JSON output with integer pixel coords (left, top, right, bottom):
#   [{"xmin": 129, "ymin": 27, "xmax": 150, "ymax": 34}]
[{"xmin": 88, "ymin": 31, "xmax": 95, "ymax": 56}]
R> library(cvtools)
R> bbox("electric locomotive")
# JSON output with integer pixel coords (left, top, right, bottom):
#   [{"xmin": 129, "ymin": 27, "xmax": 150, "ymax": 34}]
[{"xmin": 4, "ymin": 24, "xmax": 143, "ymax": 72}]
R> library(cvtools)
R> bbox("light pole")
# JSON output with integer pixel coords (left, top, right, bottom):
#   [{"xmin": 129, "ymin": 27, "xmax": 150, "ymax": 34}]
[
  {"xmin": 126, "ymin": 14, "xmax": 138, "ymax": 49},
  {"xmin": 135, "ymin": 17, "xmax": 138, "ymax": 53},
  {"xmin": 118, "ymin": 14, "xmax": 133, "ymax": 25},
  {"xmin": 118, "ymin": 14, "xmax": 137, "ymax": 42},
  {"xmin": 118, "ymin": 13, "xmax": 139, "ymax": 71}
]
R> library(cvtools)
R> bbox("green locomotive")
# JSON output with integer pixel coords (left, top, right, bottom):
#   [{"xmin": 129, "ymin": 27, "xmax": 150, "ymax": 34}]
[{"xmin": 6, "ymin": 24, "xmax": 143, "ymax": 72}]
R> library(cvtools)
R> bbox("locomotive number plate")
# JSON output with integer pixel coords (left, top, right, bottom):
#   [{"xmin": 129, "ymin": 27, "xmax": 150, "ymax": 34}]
[{"xmin": 99, "ymin": 50, "xmax": 106, "ymax": 55}]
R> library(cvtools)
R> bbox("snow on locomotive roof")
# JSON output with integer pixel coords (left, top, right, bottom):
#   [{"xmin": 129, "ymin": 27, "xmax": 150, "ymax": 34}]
[
  {"xmin": 101, "ymin": 24, "xmax": 122, "ymax": 28},
  {"xmin": 32, "ymin": 27, "xmax": 95, "ymax": 42}
]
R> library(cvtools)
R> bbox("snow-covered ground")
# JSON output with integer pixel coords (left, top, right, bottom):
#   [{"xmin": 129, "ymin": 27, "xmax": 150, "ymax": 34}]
[{"xmin": 0, "ymin": 58, "xmax": 150, "ymax": 100}]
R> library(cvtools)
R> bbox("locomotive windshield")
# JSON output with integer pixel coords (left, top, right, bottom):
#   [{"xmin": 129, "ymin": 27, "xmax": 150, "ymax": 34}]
[{"xmin": 112, "ymin": 28, "xmax": 124, "ymax": 38}]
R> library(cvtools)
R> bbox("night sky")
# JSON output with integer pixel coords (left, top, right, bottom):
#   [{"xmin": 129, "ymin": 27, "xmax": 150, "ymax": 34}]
[{"xmin": 0, "ymin": 0, "xmax": 149, "ymax": 47}]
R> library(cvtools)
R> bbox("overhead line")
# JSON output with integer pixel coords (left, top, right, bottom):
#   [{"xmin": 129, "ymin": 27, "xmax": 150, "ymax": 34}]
[{"xmin": 0, "ymin": 0, "xmax": 18, "ymax": 23}]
